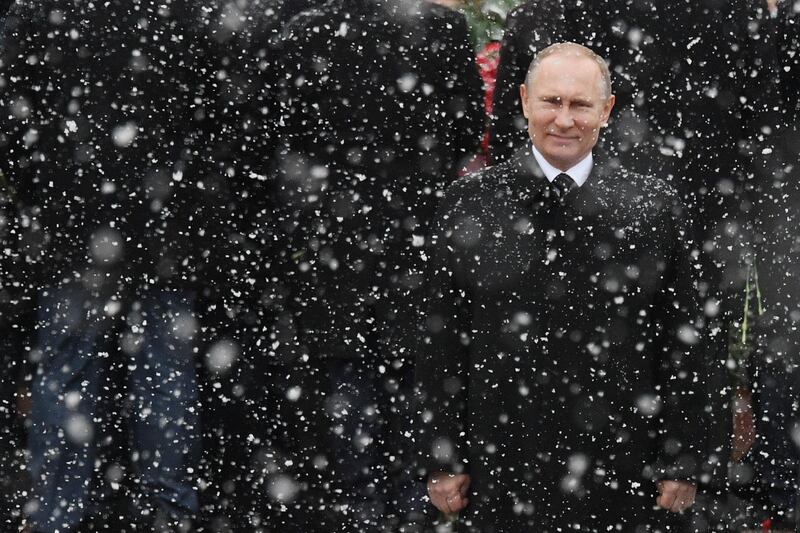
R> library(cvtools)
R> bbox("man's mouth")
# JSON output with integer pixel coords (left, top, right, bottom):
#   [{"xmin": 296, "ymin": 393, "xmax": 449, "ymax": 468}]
[{"xmin": 548, "ymin": 133, "xmax": 578, "ymax": 141}]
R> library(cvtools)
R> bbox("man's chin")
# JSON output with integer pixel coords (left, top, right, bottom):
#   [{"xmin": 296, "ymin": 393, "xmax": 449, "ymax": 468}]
[{"xmin": 541, "ymin": 149, "xmax": 582, "ymax": 170}]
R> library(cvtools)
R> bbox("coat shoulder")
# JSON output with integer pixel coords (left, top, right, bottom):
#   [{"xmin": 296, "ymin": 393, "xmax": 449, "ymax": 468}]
[
  {"xmin": 440, "ymin": 160, "xmax": 516, "ymax": 207},
  {"xmin": 592, "ymin": 168, "xmax": 689, "ymax": 226},
  {"xmin": 623, "ymin": 170, "xmax": 681, "ymax": 201},
  {"xmin": 630, "ymin": 172, "xmax": 686, "ymax": 216}
]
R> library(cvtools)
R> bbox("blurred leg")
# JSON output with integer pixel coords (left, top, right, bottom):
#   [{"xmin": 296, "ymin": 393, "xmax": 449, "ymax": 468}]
[
  {"xmin": 378, "ymin": 271, "xmax": 429, "ymax": 530},
  {"xmin": 384, "ymin": 362, "xmax": 428, "ymax": 531},
  {"xmin": 235, "ymin": 362, "xmax": 324, "ymax": 532},
  {"xmin": 127, "ymin": 291, "xmax": 200, "ymax": 525},
  {"xmin": 750, "ymin": 358, "xmax": 800, "ymax": 526},
  {"xmin": 28, "ymin": 288, "xmax": 109, "ymax": 533},
  {"xmin": 324, "ymin": 360, "xmax": 386, "ymax": 530}
]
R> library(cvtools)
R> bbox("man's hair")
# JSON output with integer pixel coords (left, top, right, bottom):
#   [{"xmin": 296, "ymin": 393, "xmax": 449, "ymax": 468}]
[{"xmin": 525, "ymin": 42, "xmax": 612, "ymax": 99}]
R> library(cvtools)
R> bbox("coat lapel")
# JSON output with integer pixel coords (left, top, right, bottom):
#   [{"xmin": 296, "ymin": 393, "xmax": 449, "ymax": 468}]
[
  {"xmin": 569, "ymin": 148, "xmax": 618, "ymax": 216},
  {"xmin": 504, "ymin": 144, "xmax": 550, "ymax": 206},
  {"xmin": 503, "ymin": 144, "xmax": 618, "ymax": 214}
]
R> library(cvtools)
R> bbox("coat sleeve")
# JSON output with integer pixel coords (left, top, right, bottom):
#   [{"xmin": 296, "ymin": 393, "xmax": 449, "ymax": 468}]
[
  {"xmin": 651, "ymin": 194, "xmax": 708, "ymax": 481},
  {"xmin": 414, "ymin": 187, "xmax": 473, "ymax": 477}
]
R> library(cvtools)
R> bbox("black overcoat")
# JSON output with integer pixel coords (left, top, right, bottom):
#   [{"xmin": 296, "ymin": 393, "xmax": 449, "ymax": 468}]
[
  {"xmin": 275, "ymin": 0, "xmax": 484, "ymax": 360},
  {"xmin": 415, "ymin": 147, "xmax": 707, "ymax": 532},
  {"xmin": 0, "ymin": 0, "xmax": 252, "ymax": 298}
]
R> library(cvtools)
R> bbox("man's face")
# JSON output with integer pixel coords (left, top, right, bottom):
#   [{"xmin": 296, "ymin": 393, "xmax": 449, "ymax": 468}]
[{"xmin": 519, "ymin": 54, "xmax": 615, "ymax": 171}]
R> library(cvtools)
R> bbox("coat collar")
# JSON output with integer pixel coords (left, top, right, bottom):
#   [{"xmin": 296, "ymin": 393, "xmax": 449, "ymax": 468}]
[
  {"xmin": 505, "ymin": 144, "xmax": 613, "ymax": 190},
  {"xmin": 503, "ymin": 144, "xmax": 618, "ymax": 212}
]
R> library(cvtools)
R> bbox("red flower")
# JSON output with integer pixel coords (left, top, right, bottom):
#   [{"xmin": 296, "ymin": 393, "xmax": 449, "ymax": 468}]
[{"xmin": 476, "ymin": 41, "xmax": 501, "ymax": 156}]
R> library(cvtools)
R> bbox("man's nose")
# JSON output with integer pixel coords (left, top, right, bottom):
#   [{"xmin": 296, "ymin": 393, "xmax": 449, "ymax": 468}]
[{"xmin": 554, "ymin": 106, "xmax": 574, "ymax": 129}]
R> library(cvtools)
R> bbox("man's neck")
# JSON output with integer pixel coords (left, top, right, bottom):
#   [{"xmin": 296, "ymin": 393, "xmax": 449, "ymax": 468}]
[{"xmin": 530, "ymin": 145, "xmax": 593, "ymax": 187}]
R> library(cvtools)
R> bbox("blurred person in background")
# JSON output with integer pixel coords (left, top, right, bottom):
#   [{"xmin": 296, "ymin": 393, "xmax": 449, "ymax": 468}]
[
  {"xmin": 275, "ymin": 0, "xmax": 483, "ymax": 529},
  {"xmin": 0, "ymin": 0, "xmax": 30, "ymax": 527},
  {"xmin": 191, "ymin": 1, "xmax": 332, "ymax": 531},
  {"xmin": 0, "ymin": 166, "xmax": 29, "ymax": 530},
  {"xmin": 731, "ymin": 1, "xmax": 800, "ymax": 529},
  {"xmin": 0, "ymin": 1, "xmax": 255, "ymax": 531},
  {"xmin": 771, "ymin": 0, "xmax": 800, "ymax": 120}
]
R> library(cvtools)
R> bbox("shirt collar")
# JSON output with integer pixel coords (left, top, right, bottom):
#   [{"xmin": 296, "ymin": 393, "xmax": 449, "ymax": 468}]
[{"xmin": 531, "ymin": 144, "xmax": 593, "ymax": 187}]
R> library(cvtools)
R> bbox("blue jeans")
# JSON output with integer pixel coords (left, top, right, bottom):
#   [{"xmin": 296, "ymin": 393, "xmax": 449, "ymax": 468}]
[{"xmin": 28, "ymin": 287, "xmax": 200, "ymax": 532}]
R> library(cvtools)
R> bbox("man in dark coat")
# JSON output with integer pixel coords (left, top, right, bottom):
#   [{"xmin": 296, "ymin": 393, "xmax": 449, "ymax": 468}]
[
  {"xmin": 276, "ymin": 0, "xmax": 483, "ymax": 527},
  {"xmin": 416, "ymin": 43, "xmax": 706, "ymax": 532},
  {"xmin": 485, "ymin": 0, "xmax": 781, "ymax": 509},
  {"xmin": 0, "ymin": 1, "xmax": 249, "ymax": 531}
]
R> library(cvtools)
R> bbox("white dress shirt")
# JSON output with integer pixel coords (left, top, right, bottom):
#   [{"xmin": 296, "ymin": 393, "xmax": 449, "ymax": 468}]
[{"xmin": 531, "ymin": 145, "xmax": 593, "ymax": 187}]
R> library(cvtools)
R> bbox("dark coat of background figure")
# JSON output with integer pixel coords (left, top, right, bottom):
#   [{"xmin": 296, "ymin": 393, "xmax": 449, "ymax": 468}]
[
  {"xmin": 0, "ymin": 3, "xmax": 33, "ymax": 527},
  {"xmin": 740, "ymin": 127, "xmax": 800, "ymax": 528},
  {"xmin": 0, "ymin": 0, "xmax": 254, "ymax": 296},
  {"xmin": 192, "ymin": 1, "xmax": 354, "ymax": 531},
  {"xmin": 771, "ymin": 1, "xmax": 800, "ymax": 122},
  {"xmin": 735, "ymin": 4, "xmax": 800, "ymax": 525},
  {"xmin": 276, "ymin": 0, "xmax": 484, "ymax": 364},
  {"xmin": 415, "ymin": 146, "xmax": 706, "ymax": 532},
  {"xmin": 0, "ymin": 0, "xmax": 26, "ymax": 504},
  {"xmin": 485, "ymin": 0, "xmax": 781, "ymax": 516},
  {"xmin": 0, "ymin": 1, "xmax": 267, "ymax": 530},
  {"xmin": 274, "ymin": 0, "xmax": 483, "ymax": 528},
  {"xmin": 0, "ymin": 164, "xmax": 27, "ymax": 529}
]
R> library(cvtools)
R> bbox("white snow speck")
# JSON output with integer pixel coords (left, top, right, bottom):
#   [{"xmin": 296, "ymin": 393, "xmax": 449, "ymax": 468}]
[
  {"xmin": 286, "ymin": 386, "xmax": 302, "ymax": 402},
  {"xmin": 90, "ymin": 228, "xmax": 123, "ymax": 264},
  {"xmin": 112, "ymin": 122, "xmax": 138, "ymax": 148},
  {"xmin": 268, "ymin": 474, "xmax": 299, "ymax": 503},
  {"xmin": 65, "ymin": 414, "xmax": 94, "ymax": 444},
  {"xmin": 205, "ymin": 339, "xmax": 239, "ymax": 374}
]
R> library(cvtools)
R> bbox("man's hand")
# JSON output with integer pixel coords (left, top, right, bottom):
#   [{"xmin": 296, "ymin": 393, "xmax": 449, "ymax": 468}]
[
  {"xmin": 656, "ymin": 480, "xmax": 696, "ymax": 513},
  {"xmin": 427, "ymin": 472, "xmax": 471, "ymax": 515}
]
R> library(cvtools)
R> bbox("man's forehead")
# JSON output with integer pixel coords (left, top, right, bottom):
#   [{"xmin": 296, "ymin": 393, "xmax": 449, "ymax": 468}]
[
  {"xmin": 531, "ymin": 55, "xmax": 603, "ymax": 90},
  {"xmin": 537, "ymin": 53, "xmax": 600, "ymax": 76}
]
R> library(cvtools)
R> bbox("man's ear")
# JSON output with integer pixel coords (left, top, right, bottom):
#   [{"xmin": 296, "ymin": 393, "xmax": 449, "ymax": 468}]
[
  {"xmin": 519, "ymin": 84, "xmax": 529, "ymax": 118},
  {"xmin": 601, "ymin": 94, "xmax": 615, "ymax": 126}
]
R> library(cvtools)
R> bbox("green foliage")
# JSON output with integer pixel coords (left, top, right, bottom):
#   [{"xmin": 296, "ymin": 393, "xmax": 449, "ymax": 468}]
[
  {"xmin": 460, "ymin": 0, "xmax": 523, "ymax": 50},
  {"xmin": 727, "ymin": 261, "xmax": 766, "ymax": 387}
]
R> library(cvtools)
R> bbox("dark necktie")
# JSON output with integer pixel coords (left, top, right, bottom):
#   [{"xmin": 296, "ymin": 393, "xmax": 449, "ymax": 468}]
[{"xmin": 545, "ymin": 173, "xmax": 575, "ymax": 203}]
